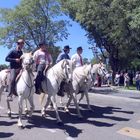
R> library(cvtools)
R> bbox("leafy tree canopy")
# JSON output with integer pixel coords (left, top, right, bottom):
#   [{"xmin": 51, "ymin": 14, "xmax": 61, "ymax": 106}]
[
  {"xmin": 0, "ymin": 0, "xmax": 70, "ymax": 51},
  {"xmin": 61, "ymin": 0, "xmax": 140, "ymax": 71}
]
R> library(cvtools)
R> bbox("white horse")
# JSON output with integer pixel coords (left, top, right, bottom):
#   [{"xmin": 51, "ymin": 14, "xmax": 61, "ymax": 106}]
[
  {"xmin": 64, "ymin": 63, "xmax": 108, "ymax": 114},
  {"xmin": 40, "ymin": 59, "xmax": 82, "ymax": 124},
  {"xmin": 6, "ymin": 53, "xmax": 35, "ymax": 128},
  {"xmin": 0, "ymin": 69, "xmax": 10, "ymax": 102}
]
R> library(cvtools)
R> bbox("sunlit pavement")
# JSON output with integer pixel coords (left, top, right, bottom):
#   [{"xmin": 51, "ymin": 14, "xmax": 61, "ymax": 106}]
[{"xmin": 0, "ymin": 88, "xmax": 140, "ymax": 140}]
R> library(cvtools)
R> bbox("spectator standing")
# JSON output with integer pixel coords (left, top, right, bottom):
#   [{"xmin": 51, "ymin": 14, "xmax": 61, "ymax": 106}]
[
  {"xmin": 124, "ymin": 72, "xmax": 130, "ymax": 88},
  {"xmin": 135, "ymin": 71, "xmax": 140, "ymax": 90},
  {"xmin": 114, "ymin": 72, "xmax": 120, "ymax": 86}
]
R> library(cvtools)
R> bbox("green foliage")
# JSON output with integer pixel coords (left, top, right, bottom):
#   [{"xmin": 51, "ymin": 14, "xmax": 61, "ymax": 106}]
[
  {"xmin": 0, "ymin": 0, "xmax": 70, "ymax": 50},
  {"xmin": 0, "ymin": 64, "xmax": 8, "ymax": 70},
  {"xmin": 61, "ymin": 0, "xmax": 140, "ymax": 72}
]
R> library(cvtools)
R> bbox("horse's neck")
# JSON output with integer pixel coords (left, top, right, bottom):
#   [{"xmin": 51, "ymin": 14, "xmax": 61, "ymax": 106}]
[
  {"xmin": 20, "ymin": 70, "xmax": 34, "ymax": 82},
  {"xmin": 48, "ymin": 65, "xmax": 64, "ymax": 81},
  {"xmin": 73, "ymin": 65, "xmax": 91, "ymax": 81}
]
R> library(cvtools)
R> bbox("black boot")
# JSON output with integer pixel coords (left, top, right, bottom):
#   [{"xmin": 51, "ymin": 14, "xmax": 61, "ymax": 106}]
[{"xmin": 57, "ymin": 81, "xmax": 65, "ymax": 97}]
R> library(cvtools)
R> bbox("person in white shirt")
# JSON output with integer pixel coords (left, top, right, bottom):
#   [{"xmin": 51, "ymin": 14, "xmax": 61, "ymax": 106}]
[
  {"xmin": 71, "ymin": 46, "xmax": 83, "ymax": 68},
  {"xmin": 33, "ymin": 42, "xmax": 53, "ymax": 94}
]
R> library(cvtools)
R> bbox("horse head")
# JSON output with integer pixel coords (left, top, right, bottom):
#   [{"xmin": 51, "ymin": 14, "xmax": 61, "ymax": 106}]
[
  {"xmin": 96, "ymin": 63, "xmax": 108, "ymax": 77},
  {"xmin": 20, "ymin": 52, "xmax": 34, "ymax": 71},
  {"xmin": 61, "ymin": 59, "xmax": 73, "ymax": 83}
]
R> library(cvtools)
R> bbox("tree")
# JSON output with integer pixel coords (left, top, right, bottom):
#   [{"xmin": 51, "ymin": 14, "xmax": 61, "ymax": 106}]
[
  {"xmin": 0, "ymin": 0, "xmax": 70, "ymax": 58},
  {"xmin": 0, "ymin": 64, "xmax": 8, "ymax": 71},
  {"xmin": 61, "ymin": 0, "xmax": 140, "ymax": 74}
]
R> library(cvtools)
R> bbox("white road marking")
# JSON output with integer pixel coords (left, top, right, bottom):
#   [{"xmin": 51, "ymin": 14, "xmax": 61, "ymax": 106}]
[
  {"xmin": 40, "ymin": 125, "xmax": 56, "ymax": 133},
  {"xmin": 66, "ymin": 137, "xmax": 75, "ymax": 140},
  {"xmin": 45, "ymin": 128, "xmax": 56, "ymax": 133},
  {"xmin": 117, "ymin": 127, "xmax": 140, "ymax": 139},
  {"xmin": 11, "ymin": 111, "xmax": 17, "ymax": 114}
]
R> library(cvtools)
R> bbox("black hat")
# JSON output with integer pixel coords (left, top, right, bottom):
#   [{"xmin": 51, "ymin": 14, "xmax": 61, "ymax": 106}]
[
  {"xmin": 63, "ymin": 45, "xmax": 71, "ymax": 50},
  {"xmin": 77, "ymin": 46, "xmax": 83, "ymax": 51}
]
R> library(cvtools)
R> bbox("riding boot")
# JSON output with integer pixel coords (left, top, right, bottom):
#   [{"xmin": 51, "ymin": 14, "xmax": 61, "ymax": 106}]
[{"xmin": 57, "ymin": 81, "xmax": 65, "ymax": 97}]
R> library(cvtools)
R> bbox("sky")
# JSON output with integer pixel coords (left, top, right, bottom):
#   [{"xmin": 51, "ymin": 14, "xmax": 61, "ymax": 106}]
[{"xmin": 0, "ymin": 0, "xmax": 94, "ymax": 65}]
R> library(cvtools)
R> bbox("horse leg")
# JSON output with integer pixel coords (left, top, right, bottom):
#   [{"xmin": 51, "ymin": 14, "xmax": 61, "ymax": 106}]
[
  {"xmin": 60, "ymin": 97, "xmax": 63, "ymax": 105},
  {"xmin": 24, "ymin": 99, "xmax": 28, "ymax": 115},
  {"xmin": 84, "ymin": 90, "xmax": 92, "ymax": 111},
  {"xmin": 78, "ymin": 93, "xmax": 84, "ymax": 104},
  {"xmin": 65, "ymin": 92, "xmax": 83, "ymax": 118},
  {"xmin": 64, "ymin": 93, "xmax": 72, "ymax": 112},
  {"xmin": 0, "ymin": 86, "xmax": 4, "ymax": 102},
  {"xmin": 50, "ymin": 95, "xmax": 62, "ymax": 125},
  {"xmin": 28, "ymin": 96, "xmax": 35, "ymax": 117},
  {"xmin": 6, "ymin": 97, "xmax": 12, "ymax": 118},
  {"xmin": 41, "ymin": 95, "xmax": 51, "ymax": 117},
  {"xmin": 17, "ymin": 96, "xmax": 24, "ymax": 128}
]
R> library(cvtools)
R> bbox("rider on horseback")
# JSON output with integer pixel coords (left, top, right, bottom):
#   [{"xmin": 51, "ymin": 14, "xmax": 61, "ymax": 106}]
[
  {"xmin": 33, "ymin": 42, "xmax": 53, "ymax": 94},
  {"xmin": 56, "ymin": 45, "xmax": 71, "ymax": 96},
  {"xmin": 5, "ymin": 39, "xmax": 24, "ymax": 101}
]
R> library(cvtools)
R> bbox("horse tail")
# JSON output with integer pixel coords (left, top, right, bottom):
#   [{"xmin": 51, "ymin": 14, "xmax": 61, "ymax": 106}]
[{"xmin": 39, "ymin": 92, "xmax": 46, "ymax": 105}]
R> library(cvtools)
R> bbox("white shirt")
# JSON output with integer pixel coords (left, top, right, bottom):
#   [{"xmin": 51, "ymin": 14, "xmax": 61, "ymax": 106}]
[
  {"xmin": 33, "ymin": 49, "xmax": 53, "ymax": 65},
  {"xmin": 71, "ymin": 53, "xmax": 83, "ymax": 67}
]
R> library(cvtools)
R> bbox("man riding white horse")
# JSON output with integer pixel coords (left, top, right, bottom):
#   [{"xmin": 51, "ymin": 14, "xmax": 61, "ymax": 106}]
[
  {"xmin": 33, "ymin": 42, "xmax": 53, "ymax": 94},
  {"xmin": 56, "ymin": 45, "xmax": 71, "ymax": 96},
  {"xmin": 5, "ymin": 39, "xmax": 24, "ymax": 101}
]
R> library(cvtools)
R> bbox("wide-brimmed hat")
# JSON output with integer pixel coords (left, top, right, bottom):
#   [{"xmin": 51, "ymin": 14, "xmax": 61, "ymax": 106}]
[{"xmin": 63, "ymin": 45, "xmax": 71, "ymax": 50}]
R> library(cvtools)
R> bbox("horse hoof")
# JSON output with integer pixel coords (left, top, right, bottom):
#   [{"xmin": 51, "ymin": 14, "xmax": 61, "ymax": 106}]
[
  {"xmin": 57, "ymin": 121, "xmax": 63, "ymax": 126},
  {"xmin": 18, "ymin": 125, "xmax": 25, "ymax": 129},
  {"xmin": 8, "ymin": 113, "xmax": 11, "ymax": 118},
  {"xmin": 41, "ymin": 114, "xmax": 46, "ymax": 118},
  {"xmin": 25, "ymin": 110, "xmax": 29, "ymax": 115}
]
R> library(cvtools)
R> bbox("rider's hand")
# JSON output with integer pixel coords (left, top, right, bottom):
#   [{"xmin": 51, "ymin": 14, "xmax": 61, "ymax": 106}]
[{"xmin": 15, "ymin": 58, "xmax": 20, "ymax": 62}]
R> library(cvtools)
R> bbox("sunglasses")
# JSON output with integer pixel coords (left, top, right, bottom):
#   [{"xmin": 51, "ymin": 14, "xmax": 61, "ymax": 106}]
[{"xmin": 17, "ymin": 42, "xmax": 24, "ymax": 45}]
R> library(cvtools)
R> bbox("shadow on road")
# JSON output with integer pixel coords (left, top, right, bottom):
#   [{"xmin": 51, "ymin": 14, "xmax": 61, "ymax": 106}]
[
  {"xmin": 0, "ymin": 132, "xmax": 14, "ymax": 138},
  {"xmin": 0, "ymin": 120, "xmax": 17, "ymax": 126},
  {"xmin": 89, "ymin": 87, "xmax": 118, "ymax": 94},
  {"xmin": 23, "ymin": 103, "xmax": 134, "ymax": 138}
]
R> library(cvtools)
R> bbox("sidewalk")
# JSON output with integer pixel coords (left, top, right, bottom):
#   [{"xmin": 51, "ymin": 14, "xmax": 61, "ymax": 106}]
[{"xmin": 90, "ymin": 85, "xmax": 140, "ymax": 100}]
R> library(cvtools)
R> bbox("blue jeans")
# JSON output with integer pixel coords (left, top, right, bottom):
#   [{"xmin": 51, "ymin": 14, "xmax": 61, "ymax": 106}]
[{"xmin": 8, "ymin": 68, "xmax": 21, "ymax": 96}]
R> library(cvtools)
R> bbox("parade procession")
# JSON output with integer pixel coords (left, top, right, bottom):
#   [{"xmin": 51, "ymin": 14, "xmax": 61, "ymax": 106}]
[{"xmin": 0, "ymin": 0, "xmax": 140, "ymax": 140}]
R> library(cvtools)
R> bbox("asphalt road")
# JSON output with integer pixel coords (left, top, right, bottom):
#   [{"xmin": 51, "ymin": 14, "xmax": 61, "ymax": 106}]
[{"xmin": 0, "ymin": 87, "xmax": 140, "ymax": 140}]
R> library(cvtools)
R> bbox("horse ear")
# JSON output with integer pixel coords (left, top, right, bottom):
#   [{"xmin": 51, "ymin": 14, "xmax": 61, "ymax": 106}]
[
  {"xmin": 20, "ymin": 53, "xmax": 24, "ymax": 60},
  {"xmin": 29, "ymin": 51, "xmax": 33, "ymax": 55}
]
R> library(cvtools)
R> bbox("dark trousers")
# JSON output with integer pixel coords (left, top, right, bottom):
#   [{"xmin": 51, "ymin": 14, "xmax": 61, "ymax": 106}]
[
  {"xmin": 35, "ymin": 64, "xmax": 45, "ymax": 91},
  {"xmin": 8, "ymin": 68, "xmax": 20, "ymax": 96}
]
